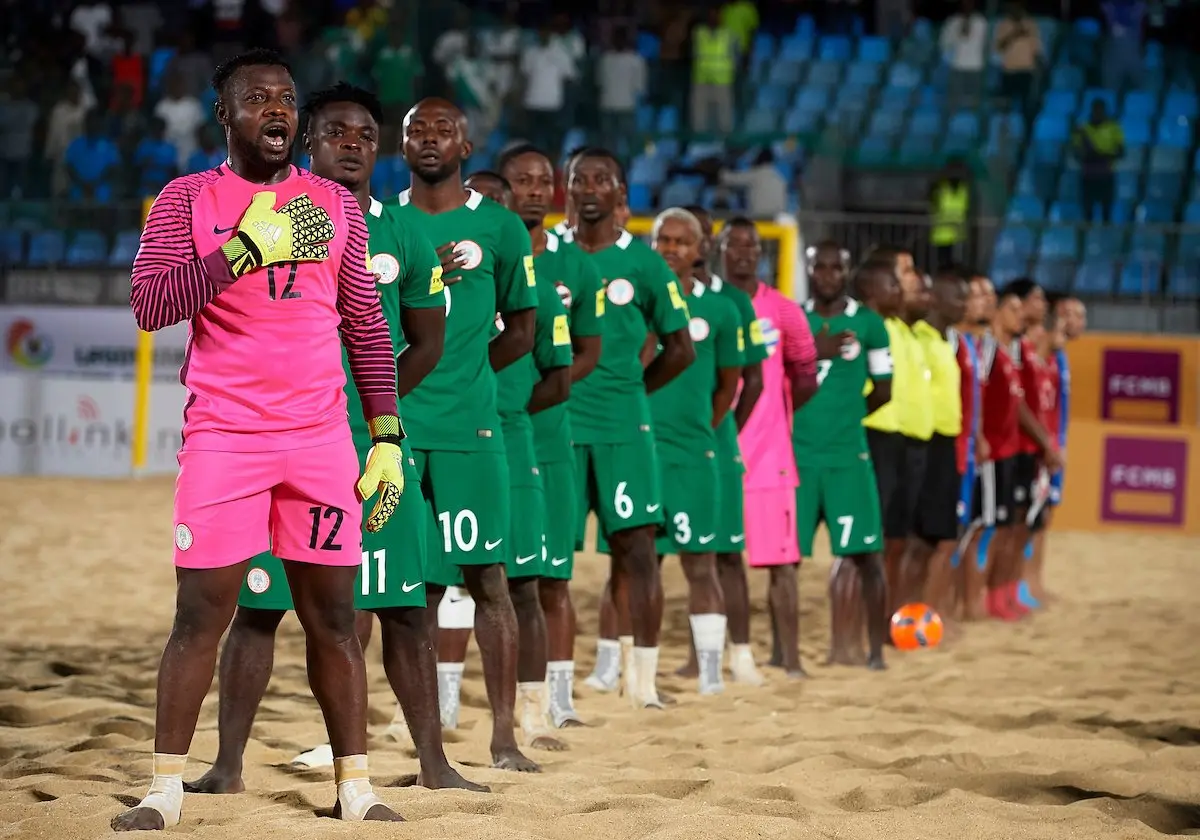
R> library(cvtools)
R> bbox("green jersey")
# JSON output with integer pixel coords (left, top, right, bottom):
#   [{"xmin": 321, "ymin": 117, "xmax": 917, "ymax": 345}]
[
  {"xmin": 568, "ymin": 230, "xmax": 691, "ymax": 444},
  {"xmin": 529, "ymin": 231, "xmax": 606, "ymax": 464},
  {"xmin": 496, "ymin": 266, "xmax": 573, "ymax": 482},
  {"xmin": 388, "ymin": 188, "xmax": 537, "ymax": 451},
  {"xmin": 710, "ymin": 275, "xmax": 768, "ymax": 472},
  {"xmin": 649, "ymin": 281, "xmax": 743, "ymax": 464},
  {"xmin": 343, "ymin": 197, "xmax": 444, "ymax": 449},
  {"xmin": 793, "ymin": 298, "xmax": 893, "ymax": 466}
]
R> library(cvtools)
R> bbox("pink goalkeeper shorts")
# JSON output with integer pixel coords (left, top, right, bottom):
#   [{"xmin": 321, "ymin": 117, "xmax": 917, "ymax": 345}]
[
  {"xmin": 172, "ymin": 438, "xmax": 362, "ymax": 569},
  {"xmin": 744, "ymin": 486, "xmax": 800, "ymax": 568}
]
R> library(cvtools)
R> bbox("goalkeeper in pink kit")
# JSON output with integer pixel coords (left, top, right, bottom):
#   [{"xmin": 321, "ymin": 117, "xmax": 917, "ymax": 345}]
[{"xmin": 114, "ymin": 51, "xmax": 404, "ymax": 831}]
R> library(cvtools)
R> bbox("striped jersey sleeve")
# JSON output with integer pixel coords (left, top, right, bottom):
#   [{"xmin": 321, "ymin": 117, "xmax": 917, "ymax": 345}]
[
  {"xmin": 777, "ymin": 292, "xmax": 817, "ymax": 380},
  {"xmin": 130, "ymin": 172, "xmax": 235, "ymax": 332},
  {"xmin": 323, "ymin": 175, "xmax": 398, "ymax": 422},
  {"xmin": 978, "ymin": 333, "xmax": 997, "ymax": 381}
]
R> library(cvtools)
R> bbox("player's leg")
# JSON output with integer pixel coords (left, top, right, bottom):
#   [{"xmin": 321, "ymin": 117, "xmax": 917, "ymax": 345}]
[
  {"xmin": 578, "ymin": 445, "xmax": 620, "ymax": 691},
  {"xmin": 112, "ymin": 450, "xmax": 276, "ymax": 832},
  {"xmin": 867, "ymin": 431, "xmax": 904, "ymax": 617},
  {"xmin": 185, "ymin": 554, "xmax": 292, "ymax": 794},
  {"xmin": 828, "ymin": 459, "xmax": 889, "ymax": 670},
  {"xmin": 1025, "ymin": 469, "xmax": 1060, "ymax": 603},
  {"xmin": 916, "ymin": 435, "xmax": 962, "ymax": 632},
  {"xmin": 960, "ymin": 461, "xmax": 994, "ymax": 621},
  {"xmin": 713, "ymin": 465, "xmax": 758, "ymax": 684},
  {"xmin": 985, "ymin": 458, "xmax": 1023, "ymax": 621},
  {"xmin": 538, "ymin": 457, "xmax": 584, "ymax": 726},
  {"xmin": 594, "ymin": 434, "xmax": 667, "ymax": 708},
  {"xmin": 1001, "ymin": 455, "xmax": 1035, "ymax": 615}
]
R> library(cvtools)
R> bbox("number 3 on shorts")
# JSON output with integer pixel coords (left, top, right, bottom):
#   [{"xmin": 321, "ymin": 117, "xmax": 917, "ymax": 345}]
[
  {"xmin": 836, "ymin": 515, "xmax": 854, "ymax": 549},
  {"xmin": 614, "ymin": 481, "xmax": 633, "ymax": 519}
]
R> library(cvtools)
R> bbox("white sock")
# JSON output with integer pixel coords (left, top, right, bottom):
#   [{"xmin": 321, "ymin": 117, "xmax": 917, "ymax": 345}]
[
  {"xmin": 728, "ymin": 642, "xmax": 765, "ymax": 686},
  {"xmin": 135, "ymin": 753, "xmax": 186, "ymax": 827},
  {"xmin": 383, "ymin": 700, "xmax": 413, "ymax": 745},
  {"xmin": 334, "ymin": 754, "xmax": 387, "ymax": 821},
  {"xmin": 621, "ymin": 638, "xmax": 638, "ymax": 703},
  {"xmin": 584, "ymin": 638, "xmax": 621, "ymax": 691},
  {"xmin": 632, "ymin": 646, "xmax": 663, "ymax": 708},
  {"xmin": 292, "ymin": 743, "xmax": 334, "ymax": 768},
  {"xmin": 437, "ymin": 662, "xmax": 464, "ymax": 729},
  {"xmin": 690, "ymin": 614, "xmax": 727, "ymax": 695},
  {"xmin": 547, "ymin": 660, "xmax": 581, "ymax": 726},
  {"xmin": 517, "ymin": 681, "xmax": 551, "ymax": 743}
]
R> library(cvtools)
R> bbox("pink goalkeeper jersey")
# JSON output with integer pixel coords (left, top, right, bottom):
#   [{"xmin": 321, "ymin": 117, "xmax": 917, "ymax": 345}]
[
  {"xmin": 738, "ymin": 282, "xmax": 816, "ymax": 490},
  {"xmin": 130, "ymin": 164, "xmax": 396, "ymax": 452}
]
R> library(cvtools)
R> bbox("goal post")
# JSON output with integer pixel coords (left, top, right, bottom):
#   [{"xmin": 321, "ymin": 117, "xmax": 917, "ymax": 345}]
[
  {"xmin": 131, "ymin": 195, "xmax": 156, "ymax": 474},
  {"xmin": 544, "ymin": 213, "xmax": 805, "ymax": 301}
]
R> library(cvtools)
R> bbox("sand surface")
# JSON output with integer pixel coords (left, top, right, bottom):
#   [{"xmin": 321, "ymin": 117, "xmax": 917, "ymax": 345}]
[{"xmin": 2, "ymin": 477, "xmax": 1199, "ymax": 840}]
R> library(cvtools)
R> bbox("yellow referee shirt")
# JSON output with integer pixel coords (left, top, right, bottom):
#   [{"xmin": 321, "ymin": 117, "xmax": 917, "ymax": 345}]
[
  {"xmin": 863, "ymin": 318, "xmax": 903, "ymax": 432},
  {"xmin": 895, "ymin": 319, "xmax": 933, "ymax": 441},
  {"xmin": 913, "ymin": 320, "xmax": 962, "ymax": 438}
]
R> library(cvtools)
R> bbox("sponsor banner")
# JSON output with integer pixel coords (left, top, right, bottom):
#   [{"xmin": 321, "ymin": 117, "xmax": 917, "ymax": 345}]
[
  {"xmin": 0, "ymin": 373, "xmax": 184, "ymax": 477},
  {"xmin": 1, "ymin": 269, "xmax": 132, "ymax": 306},
  {"xmin": 1101, "ymin": 436, "xmax": 1187, "ymax": 525},
  {"xmin": 0, "ymin": 305, "xmax": 188, "ymax": 375},
  {"xmin": 1101, "ymin": 348, "xmax": 1180, "ymax": 424}
]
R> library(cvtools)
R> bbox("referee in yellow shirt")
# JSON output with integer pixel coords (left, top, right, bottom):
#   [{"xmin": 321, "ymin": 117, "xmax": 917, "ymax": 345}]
[{"xmin": 909, "ymin": 270, "xmax": 970, "ymax": 624}]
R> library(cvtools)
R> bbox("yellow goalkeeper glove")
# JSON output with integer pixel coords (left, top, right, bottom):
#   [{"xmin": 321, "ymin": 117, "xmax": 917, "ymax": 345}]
[
  {"xmin": 357, "ymin": 416, "xmax": 406, "ymax": 532},
  {"xmin": 221, "ymin": 190, "xmax": 336, "ymax": 277}
]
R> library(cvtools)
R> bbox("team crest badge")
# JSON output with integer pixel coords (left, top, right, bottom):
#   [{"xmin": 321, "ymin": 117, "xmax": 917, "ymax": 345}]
[
  {"xmin": 174, "ymin": 524, "xmax": 193, "ymax": 551},
  {"xmin": 555, "ymin": 282, "xmax": 572, "ymax": 307},
  {"xmin": 246, "ymin": 567, "xmax": 271, "ymax": 594},
  {"xmin": 840, "ymin": 339, "xmax": 861, "ymax": 361},
  {"xmin": 454, "ymin": 240, "xmax": 483, "ymax": 270},
  {"xmin": 688, "ymin": 317, "xmax": 711, "ymax": 342},
  {"xmin": 370, "ymin": 253, "xmax": 400, "ymax": 285},
  {"xmin": 606, "ymin": 278, "xmax": 634, "ymax": 306}
]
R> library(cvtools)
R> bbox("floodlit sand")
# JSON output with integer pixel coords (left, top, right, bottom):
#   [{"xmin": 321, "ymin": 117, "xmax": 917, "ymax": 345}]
[{"xmin": 2, "ymin": 477, "xmax": 1199, "ymax": 840}]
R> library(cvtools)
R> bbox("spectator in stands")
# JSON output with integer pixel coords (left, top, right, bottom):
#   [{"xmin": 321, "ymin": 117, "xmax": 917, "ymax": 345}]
[
  {"xmin": 107, "ymin": 83, "xmax": 149, "ymax": 179},
  {"xmin": 155, "ymin": 72, "xmax": 206, "ymax": 169},
  {"xmin": 597, "ymin": 27, "xmax": 648, "ymax": 158},
  {"xmin": 939, "ymin": 0, "xmax": 988, "ymax": 111},
  {"xmin": 65, "ymin": 112, "xmax": 120, "ymax": 202},
  {"xmin": 520, "ymin": 27, "xmax": 577, "ymax": 154},
  {"xmin": 1100, "ymin": 0, "xmax": 1144, "ymax": 92},
  {"xmin": 69, "ymin": 0, "xmax": 114, "ymax": 57},
  {"xmin": 994, "ymin": 2, "xmax": 1042, "ymax": 114},
  {"xmin": 1072, "ymin": 99, "xmax": 1124, "ymax": 223},
  {"xmin": 110, "ymin": 31, "xmax": 146, "ymax": 108},
  {"xmin": 0, "ymin": 78, "xmax": 38, "ymax": 200},
  {"xmin": 549, "ymin": 13, "xmax": 587, "ymax": 133},
  {"xmin": 45, "ymin": 82, "xmax": 91, "ymax": 197},
  {"xmin": 656, "ymin": 3, "xmax": 695, "ymax": 116},
  {"xmin": 449, "ymin": 33, "xmax": 499, "ymax": 144},
  {"xmin": 118, "ymin": 0, "xmax": 164, "ymax": 55},
  {"xmin": 165, "ymin": 32, "xmax": 211, "ymax": 98},
  {"xmin": 345, "ymin": 0, "xmax": 387, "ymax": 48},
  {"xmin": 721, "ymin": 0, "xmax": 760, "ymax": 57},
  {"xmin": 134, "ymin": 117, "xmax": 178, "ymax": 197},
  {"xmin": 875, "ymin": 0, "xmax": 912, "ymax": 40},
  {"xmin": 372, "ymin": 20, "xmax": 423, "ymax": 147},
  {"xmin": 186, "ymin": 126, "xmax": 226, "ymax": 173},
  {"xmin": 480, "ymin": 4, "xmax": 523, "ymax": 108},
  {"xmin": 691, "ymin": 5, "xmax": 738, "ymax": 136},
  {"xmin": 718, "ymin": 148, "xmax": 787, "ymax": 217},
  {"xmin": 929, "ymin": 157, "xmax": 972, "ymax": 266},
  {"xmin": 432, "ymin": 8, "xmax": 471, "ymax": 82}
]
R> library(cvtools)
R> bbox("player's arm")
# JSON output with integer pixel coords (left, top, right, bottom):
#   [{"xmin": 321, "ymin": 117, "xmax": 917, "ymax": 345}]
[
  {"xmin": 711, "ymin": 304, "xmax": 744, "ymax": 427},
  {"xmin": 1013, "ymin": 342, "xmax": 1061, "ymax": 464},
  {"xmin": 643, "ymin": 258, "xmax": 696, "ymax": 392},
  {"xmin": 336, "ymin": 190, "xmax": 400, "ymax": 425},
  {"xmin": 528, "ymin": 281, "xmax": 573, "ymax": 414},
  {"xmin": 863, "ymin": 313, "xmax": 893, "ymax": 413},
  {"xmin": 568, "ymin": 252, "xmax": 605, "ymax": 382},
  {"xmin": 490, "ymin": 211, "xmax": 538, "ymax": 372},
  {"xmin": 640, "ymin": 333, "xmax": 657, "ymax": 368},
  {"xmin": 395, "ymin": 218, "xmax": 447, "ymax": 398},
  {"xmin": 130, "ymin": 178, "xmax": 237, "ymax": 331},
  {"xmin": 734, "ymin": 360, "xmax": 763, "ymax": 430},
  {"xmin": 733, "ymin": 302, "xmax": 767, "ymax": 429},
  {"xmin": 779, "ymin": 297, "xmax": 820, "ymax": 411}
]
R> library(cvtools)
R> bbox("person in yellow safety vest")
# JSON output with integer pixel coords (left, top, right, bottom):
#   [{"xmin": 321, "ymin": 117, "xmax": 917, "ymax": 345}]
[
  {"xmin": 929, "ymin": 157, "xmax": 972, "ymax": 268},
  {"xmin": 1071, "ymin": 98, "xmax": 1125, "ymax": 223},
  {"xmin": 720, "ymin": 0, "xmax": 760, "ymax": 59},
  {"xmin": 691, "ymin": 6, "xmax": 738, "ymax": 137}
]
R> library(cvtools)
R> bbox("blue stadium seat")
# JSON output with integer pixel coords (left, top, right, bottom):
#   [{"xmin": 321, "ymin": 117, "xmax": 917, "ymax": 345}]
[
  {"xmin": 887, "ymin": 63, "xmax": 922, "ymax": 89},
  {"xmin": 794, "ymin": 86, "xmax": 831, "ymax": 110},
  {"xmin": 751, "ymin": 33, "xmax": 777, "ymax": 64},
  {"xmin": 1167, "ymin": 264, "xmax": 1199, "ymax": 299},
  {"xmin": 1049, "ymin": 64, "xmax": 1084, "ymax": 91},
  {"xmin": 1149, "ymin": 146, "xmax": 1187, "ymax": 171},
  {"xmin": 909, "ymin": 111, "xmax": 942, "ymax": 136},
  {"xmin": 1145, "ymin": 172, "xmax": 1183, "ymax": 203},
  {"xmin": 1115, "ymin": 145, "xmax": 1146, "ymax": 172},
  {"xmin": 792, "ymin": 15, "xmax": 816, "ymax": 37},
  {"xmin": 1055, "ymin": 172, "xmax": 1081, "ymax": 202},
  {"xmin": 636, "ymin": 31, "xmax": 660, "ymax": 59},
  {"xmin": 805, "ymin": 61, "xmax": 842, "ymax": 88},
  {"xmin": 857, "ymin": 36, "xmax": 890, "ymax": 63},
  {"xmin": 656, "ymin": 106, "xmax": 680, "ymax": 133},
  {"xmin": 1136, "ymin": 202, "xmax": 1174, "ymax": 223},
  {"xmin": 744, "ymin": 108, "xmax": 779, "ymax": 134},
  {"xmin": 1042, "ymin": 90, "xmax": 1078, "ymax": 115},
  {"xmin": 1177, "ymin": 234, "xmax": 1200, "ymax": 260},
  {"xmin": 947, "ymin": 111, "xmax": 979, "ymax": 139},
  {"xmin": 1120, "ymin": 118, "xmax": 1152, "ymax": 147},
  {"xmin": 1121, "ymin": 90, "xmax": 1157, "ymax": 120},
  {"xmin": 635, "ymin": 104, "xmax": 655, "ymax": 133},
  {"xmin": 1184, "ymin": 202, "xmax": 1200, "ymax": 224},
  {"xmin": 0, "ymin": 230, "xmax": 22, "ymax": 264},
  {"xmin": 1074, "ymin": 260, "xmax": 1114, "ymax": 295},
  {"xmin": 26, "ymin": 231, "xmax": 66, "ymax": 267},
  {"xmin": 867, "ymin": 110, "xmax": 905, "ymax": 137},
  {"xmin": 659, "ymin": 178, "xmax": 700, "ymax": 207},
  {"xmin": 755, "ymin": 84, "xmax": 790, "ymax": 110},
  {"xmin": 988, "ymin": 112, "xmax": 1027, "ymax": 143},
  {"xmin": 990, "ymin": 254, "xmax": 1029, "ymax": 282},
  {"xmin": 1130, "ymin": 229, "xmax": 1166, "ymax": 255},
  {"xmin": 1118, "ymin": 259, "xmax": 1162, "ymax": 296},
  {"xmin": 1082, "ymin": 227, "xmax": 1121, "ymax": 258},
  {"xmin": 1109, "ymin": 201, "xmax": 1134, "ymax": 223},
  {"xmin": 1039, "ymin": 226, "xmax": 1078, "ymax": 260},
  {"xmin": 108, "ymin": 230, "xmax": 141, "ymax": 267},
  {"xmin": 1156, "ymin": 116, "xmax": 1192, "ymax": 148},
  {"xmin": 1073, "ymin": 17, "xmax": 1102, "ymax": 36},
  {"xmin": 629, "ymin": 154, "xmax": 668, "ymax": 185},
  {"xmin": 1049, "ymin": 201, "xmax": 1083, "ymax": 222},
  {"xmin": 1115, "ymin": 171, "xmax": 1140, "ymax": 203},
  {"xmin": 627, "ymin": 183, "xmax": 653, "ymax": 212},
  {"xmin": 1035, "ymin": 259, "xmax": 1076, "ymax": 292},
  {"xmin": 845, "ymin": 62, "xmax": 882, "ymax": 87},
  {"xmin": 818, "ymin": 35, "xmax": 853, "ymax": 62},
  {"xmin": 779, "ymin": 34, "xmax": 814, "ymax": 62},
  {"xmin": 1030, "ymin": 139, "xmax": 1064, "ymax": 165},
  {"xmin": 995, "ymin": 226, "xmax": 1037, "ymax": 258},
  {"xmin": 1032, "ymin": 116, "xmax": 1070, "ymax": 142},
  {"xmin": 878, "ymin": 85, "xmax": 914, "ymax": 110},
  {"xmin": 1006, "ymin": 195, "xmax": 1044, "ymax": 222},
  {"xmin": 782, "ymin": 108, "xmax": 822, "ymax": 133},
  {"xmin": 1163, "ymin": 90, "xmax": 1199, "ymax": 118},
  {"xmin": 1014, "ymin": 168, "xmax": 1043, "ymax": 198},
  {"xmin": 857, "ymin": 136, "xmax": 894, "ymax": 164}
]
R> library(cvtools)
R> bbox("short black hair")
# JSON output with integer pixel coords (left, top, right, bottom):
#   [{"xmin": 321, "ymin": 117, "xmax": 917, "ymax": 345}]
[
  {"xmin": 302, "ymin": 82, "xmax": 383, "ymax": 127},
  {"xmin": 496, "ymin": 142, "xmax": 552, "ymax": 176},
  {"xmin": 851, "ymin": 258, "xmax": 896, "ymax": 300},
  {"xmin": 465, "ymin": 170, "xmax": 512, "ymax": 191},
  {"xmin": 864, "ymin": 243, "xmax": 913, "ymax": 268},
  {"xmin": 572, "ymin": 147, "xmax": 627, "ymax": 186},
  {"xmin": 934, "ymin": 263, "xmax": 973, "ymax": 282},
  {"xmin": 724, "ymin": 215, "xmax": 757, "ymax": 231},
  {"xmin": 211, "ymin": 48, "xmax": 292, "ymax": 97},
  {"xmin": 999, "ymin": 276, "xmax": 1040, "ymax": 300}
]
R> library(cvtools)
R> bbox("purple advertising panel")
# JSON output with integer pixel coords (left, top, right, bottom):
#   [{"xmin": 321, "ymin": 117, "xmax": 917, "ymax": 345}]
[
  {"xmin": 1101, "ymin": 349, "xmax": 1181, "ymax": 424},
  {"xmin": 1101, "ymin": 436, "xmax": 1187, "ymax": 525}
]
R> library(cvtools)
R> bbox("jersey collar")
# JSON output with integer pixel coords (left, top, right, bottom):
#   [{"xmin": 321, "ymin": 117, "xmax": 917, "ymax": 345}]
[
  {"xmin": 710, "ymin": 274, "xmax": 724, "ymax": 292},
  {"xmin": 690, "ymin": 278, "xmax": 706, "ymax": 297},
  {"xmin": 368, "ymin": 196, "xmax": 383, "ymax": 217},
  {"xmin": 545, "ymin": 231, "xmax": 560, "ymax": 252},
  {"xmin": 616, "ymin": 229, "xmax": 633, "ymax": 249},
  {"xmin": 396, "ymin": 188, "xmax": 483, "ymax": 209},
  {"xmin": 803, "ymin": 297, "xmax": 859, "ymax": 315}
]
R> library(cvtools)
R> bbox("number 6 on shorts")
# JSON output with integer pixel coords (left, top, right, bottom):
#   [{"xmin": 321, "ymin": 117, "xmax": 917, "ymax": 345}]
[{"xmin": 614, "ymin": 481, "xmax": 634, "ymax": 520}]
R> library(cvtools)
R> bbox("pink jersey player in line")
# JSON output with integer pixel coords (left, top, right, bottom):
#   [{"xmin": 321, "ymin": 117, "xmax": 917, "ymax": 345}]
[
  {"xmin": 720, "ymin": 219, "xmax": 818, "ymax": 677},
  {"xmin": 113, "ymin": 50, "xmax": 404, "ymax": 832}
]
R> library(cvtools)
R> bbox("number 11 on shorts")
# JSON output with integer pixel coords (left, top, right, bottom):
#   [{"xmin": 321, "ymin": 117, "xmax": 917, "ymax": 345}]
[{"xmin": 361, "ymin": 549, "xmax": 385, "ymax": 595}]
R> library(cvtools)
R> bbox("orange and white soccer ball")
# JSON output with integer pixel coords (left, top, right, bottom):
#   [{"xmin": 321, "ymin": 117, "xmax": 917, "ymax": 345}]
[{"xmin": 890, "ymin": 603, "xmax": 944, "ymax": 650}]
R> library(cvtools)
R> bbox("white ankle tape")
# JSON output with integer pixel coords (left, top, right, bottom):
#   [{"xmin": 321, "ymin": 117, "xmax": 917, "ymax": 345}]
[
  {"xmin": 334, "ymin": 755, "xmax": 384, "ymax": 821},
  {"xmin": 139, "ymin": 753, "xmax": 186, "ymax": 827}
]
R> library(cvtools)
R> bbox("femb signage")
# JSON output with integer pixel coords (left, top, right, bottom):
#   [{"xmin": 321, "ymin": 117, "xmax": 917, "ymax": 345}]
[
  {"xmin": 1100, "ymin": 436, "xmax": 1187, "ymax": 525},
  {"xmin": 1101, "ymin": 348, "xmax": 1181, "ymax": 424}
]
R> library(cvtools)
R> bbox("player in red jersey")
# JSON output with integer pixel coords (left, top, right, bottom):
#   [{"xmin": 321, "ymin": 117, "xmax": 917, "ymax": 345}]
[{"xmin": 115, "ymin": 51, "xmax": 403, "ymax": 830}]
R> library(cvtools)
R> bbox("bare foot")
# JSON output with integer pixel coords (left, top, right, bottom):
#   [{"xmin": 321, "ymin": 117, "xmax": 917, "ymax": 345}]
[
  {"xmin": 492, "ymin": 746, "xmax": 541, "ymax": 772},
  {"xmin": 332, "ymin": 800, "xmax": 404, "ymax": 821},
  {"xmin": 674, "ymin": 661, "xmax": 699, "ymax": 678},
  {"xmin": 111, "ymin": 807, "xmax": 166, "ymax": 832},
  {"xmin": 824, "ymin": 648, "xmax": 866, "ymax": 667},
  {"xmin": 183, "ymin": 766, "xmax": 245, "ymax": 794},
  {"xmin": 658, "ymin": 689, "xmax": 678, "ymax": 706},
  {"xmin": 417, "ymin": 765, "xmax": 490, "ymax": 792},
  {"xmin": 785, "ymin": 667, "xmax": 809, "ymax": 680},
  {"xmin": 530, "ymin": 734, "xmax": 569, "ymax": 752},
  {"xmin": 866, "ymin": 654, "xmax": 887, "ymax": 671},
  {"xmin": 767, "ymin": 652, "xmax": 783, "ymax": 668}
]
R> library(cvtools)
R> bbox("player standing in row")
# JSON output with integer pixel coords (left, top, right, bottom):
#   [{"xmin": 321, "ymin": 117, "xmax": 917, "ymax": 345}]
[
  {"xmin": 797, "ymin": 248, "xmax": 893, "ymax": 671},
  {"xmin": 186, "ymin": 84, "xmax": 483, "ymax": 795},
  {"xmin": 119, "ymin": 53, "xmax": 405, "ymax": 829},
  {"xmin": 498, "ymin": 144, "xmax": 605, "ymax": 727},
  {"xmin": 648, "ymin": 207, "xmax": 744, "ymax": 695},
  {"xmin": 723, "ymin": 219, "xmax": 817, "ymax": 677},
  {"xmin": 957, "ymin": 274, "xmax": 995, "ymax": 619},
  {"xmin": 686, "ymin": 209, "xmax": 769, "ymax": 686},
  {"xmin": 569, "ymin": 148, "xmax": 695, "ymax": 708},
  {"xmin": 390, "ymin": 99, "xmax": 541, "ymax": 771}
]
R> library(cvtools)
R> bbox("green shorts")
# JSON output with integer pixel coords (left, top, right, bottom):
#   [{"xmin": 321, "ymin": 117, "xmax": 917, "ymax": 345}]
[
  {"xmin": 796, "ymin": 457, "xmax": 884, "ymax": 558},
  {"xmin": 239, "ymin": 450, "xmax": 428, "ymax": 611},
  {"xmin": 655, "ymin": 455, "xmax": 720, "ymax": 555},
  {"xmin": 506, "ymin": 478, "xmax": 546, "ymax": 580},
  {"xmin": 414, "ymin": 448, "xmax": 510, "ymax": 588},
  {"xmin": 539, "ymin": 458, "xmax": 577, "ymax": 580},
  {"xmin": 712, "ymin": 466, "xmax": 746, "ymax": 553},
  {"xmin": 575, "ymin": 429, "xmax": 664, "ymax": 548}
]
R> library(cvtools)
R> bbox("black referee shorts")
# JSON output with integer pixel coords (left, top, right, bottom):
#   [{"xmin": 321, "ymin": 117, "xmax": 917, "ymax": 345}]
[
  {"xmin": 869, "ymin": 430, "xmax": 928, "ymax": 540},
  {"xmin": 916, "ymin": 433, "xmax": 962, "ymax": 543},
  {"xmin": 973, "ymin": 456, "xmax": 1017, "ymax": 527},
  {"xmin": 1012, "ymin": 452, "xmax": 1051, "ymax": 532}
]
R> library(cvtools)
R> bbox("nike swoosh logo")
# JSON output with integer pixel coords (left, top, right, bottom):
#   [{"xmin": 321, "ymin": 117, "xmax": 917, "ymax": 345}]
[
  {"xmin": 515, "ymin": 554, "xmax": 536, "ymax": 565},
  {"xmin": 550, "ymin": 557, "xmax": 569, "ymax": 566},
  {"xmin": 698, "ymin": 534, "xmax": 715, "ymax": 544},
  {"xmin": 213, "ymin": 224, "xmax": 235, "ymax": 235},
  {"xmin": 730, "ymin": 534, "xmax": 745, "ymax": 543},
  {"xmin": 484, "ymin": 538, "xmax": 503, "ymax": 550},
  {"xmin": 646, "ymin": 504, "xmax": 661, "ymax": 513},
  {"xmin": 863, "ymin": 535, "xmax": 877, "ymax": 544},
  {"xmin": 401, "ymin": 581, "xmax": 422, "ymax": 593}
]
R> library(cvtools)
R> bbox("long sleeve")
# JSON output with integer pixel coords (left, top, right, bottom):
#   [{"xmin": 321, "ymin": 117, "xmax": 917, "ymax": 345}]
[
  {"xmin": 778, "ymin": 296, "xmax": 817, "ymax": 383},
  {"xmin": 129, "ymin": 177, "xmax": 236, "ymax": 332},
  {"xmin": 335, "ymin": 189, "xmax": 398, "ymax": 422}
]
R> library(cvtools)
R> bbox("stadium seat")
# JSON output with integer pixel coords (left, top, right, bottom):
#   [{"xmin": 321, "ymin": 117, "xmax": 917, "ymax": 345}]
[
  {"xmin": 1184, "ymin": 202, "xmax": 1200, "ymax": 224},
  {"xmin": 1149, "ymin": 147, "xmax": 1187, "ymax": 171},
  {"xmin": 1130, "ymin": 230, "xmax": 1167, "ymax": 255},
  {"xmin": 656, "ymin": 107, "xmax": 680, "ymax": 134},
  {"xmin": 751, "ymin": 32, "xmax": 776, "ymax": 65},
  {"xmin": 1055, "ymin": 172, "xmax": 1081, "ymax": 202},
  {"xmin": 794, "ymin": 87, "xmax": 830, "ymax": 111},
  {"xmin": 1030, "ymin": 140, "xmax": 1064, "ymax": 166},
  {"xmin": 1136, "ymin": 202, "xmax": 1174, "ymax": 223},
  {"xmin": 1007, "ymin": 195, "xmax": 1044, "ymax": 222},
  {"xmin": 1035, "ymin": 259, "xmax": 1076, "ymax": 292},
  {"xmin": 1032, "ymin": 115, "xmax": 1070, "ymax": 143},
  {"xmin": 782, "ymin": 108, "xmax": 822, "ymax": 133},
  {"xmin": 817, "ymin": 35, "xmax": 853, "ymax": 62},
  {"xmin": 1118, "ymin": 259, "xmax": 1163, "ymax": 297},
  {"xmin": 1042, "ymin": 90, "xmax": 1078, "ymax": 115},
  {"xmin": 857, "ymin": 35, "xmax": 890, "ymax": 63},
  {"xmin": 627, "ymin": 183, "xmax": 653, "ymax": 212},
  {"xmin": 636, "ymin": 31, "xmax": 660, "ymax": 59},
  {"xmin": 877, "ymin": 85, "xmax": 914, "ymax": 111},
  {"xmin": 25, "ymin": 231, "xmax": 66, "ymax": 267},
  {"xmin": 805, "ymin": 61, "xmax": 842, "ymax": 88},
  {"xmin": 1049, "ymin": 64, "xmax": 1085, "ymax": 91},
  {"xmin": 867, "ymin": 110, "xmax": 905, "ymax": 137},
  {"xmin": 1156, "ymin": 116, "xmax": 1192, "ymax": 148},
  {"xmin": 1176, "ymin": 233, "xmax": 1200, "ymax": 259},
  {"xmin": 909, "ymin": 111, "xmax": 942, "ymax": 136},
  {"xmin": 946, "ymin": 111, "xmax": 980, "ymax": 139},
  {"xmin": 628, "ymin": 154, "xmax": 667, "ymax": 186},
  {"xmin": 886, "ymin": 63, "xmax": 922, "ymax": 90},
  {"xmin": 857, "ymin": 136, "xmax": 894, "ymax": 164},
  {"xmin": 995, "ymin": 226, "xmax": 1037, "ymax": 258},
  {"xmin": 754, "ymin": 84, "xmax": 789, "ymax": 111},
  {"xmin": 779, "ymin": 34, "xmax": 814, "ymax": 62},
  {"xmin": 1115, "ymin": 171, "xmax": 1140, "ymax": 203},
  {"xmin": 990, "ymin": 254, "xmax": 1029, "ymax": 282},
  {"xmin": 1121, "ymin": 90, "xmax": 1157, "ymax": 120},
  {"xmin": 0, "ymin": 229, "xmax": 22, "ymax": 264},
  {"xmin": 108, "ymin": 230, "xmax": 141, "ymax": 267},
  {"xmin": 1115, "ymin": 144, "xmax": 1146, "ymax": 172},
  {"xmin": 1120, "ymin": 118, "xmax": 1152, "ymax": 147},
  {"xmin": 767, "ymin": 60, "xmax": 805, "ymax": 87},
  {"xmin": 659, "ymin": 178, "xmax": 701, "ymax": 207},
  {"xmin": 1145, "ymin": 172, "xmax": 1183, "ymax": 203},
  {"xmin": 1039, "ymin": 226, "xmax": 1078, "ymax": 260},
  {"xmin": 1163, "ymin": 90, "xmax": 1199, "ymax": 119},
  {"xmin": 845, "ymin": 62, "xmax": 882, "ymax": 87},
  {"xmin": 1050, "ymin": 201, "xmax": 1083, "ymax": 222},
  {"xmin": 1109, "ymin": 201, "xmax": 1134, "ymax": 223},
  {"xmin": 1074, "ymin": 260, "xmax": 1114, "ymax": 295},
  {"xmin": 1014, "ymin": 168, "xmax": 1044, "ymax": 199},
  {"xmin": 744, "ymin": 108, "xmax": 779, "ymax": 134},
  {"xmin": 1167, "ymin": 265, "xmax": 1199, "ymax": 298},
  {"xmin": 1082, "ymin": 227, "xmax": 1121, "ymax": 257}
]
